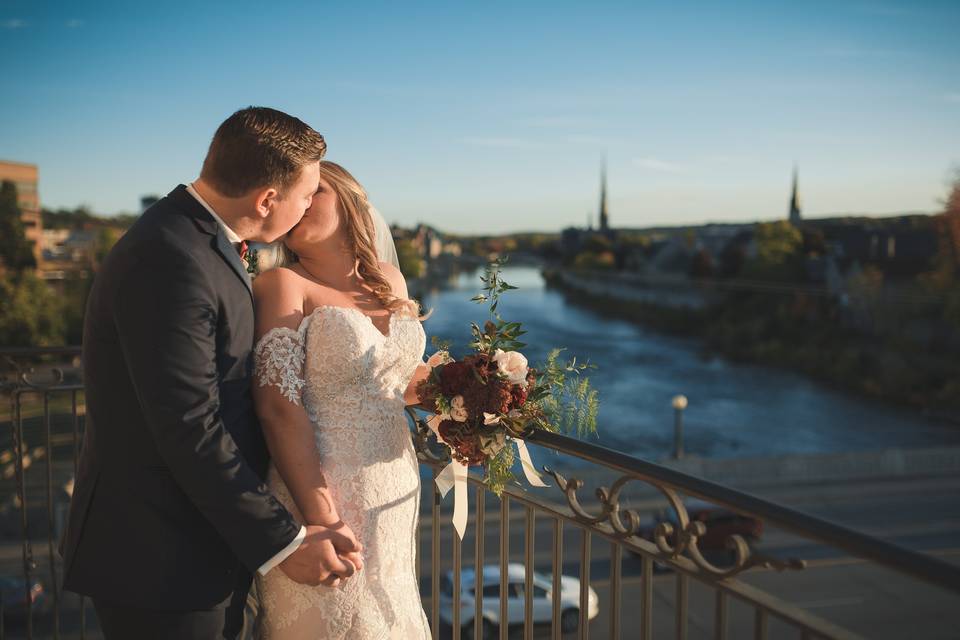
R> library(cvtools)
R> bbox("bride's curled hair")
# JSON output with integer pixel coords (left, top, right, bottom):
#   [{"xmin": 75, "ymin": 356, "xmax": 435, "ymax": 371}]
[{"xmin": 267, "ymin": 161, "xmax": 423, "ymax": 318}]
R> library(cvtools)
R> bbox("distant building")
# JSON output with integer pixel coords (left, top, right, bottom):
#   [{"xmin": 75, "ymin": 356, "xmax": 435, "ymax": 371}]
[
  {"xmin": 0, "ymin": 160, "xmax": 43, "ymax": 264},
  {"xmin": 788, "ymin": 167, "xmax": 802, "ymax": 225}
]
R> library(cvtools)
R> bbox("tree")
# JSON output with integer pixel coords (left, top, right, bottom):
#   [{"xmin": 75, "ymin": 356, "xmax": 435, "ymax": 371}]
[
  {"xmin": 0, "ymin": 271, "xmax": 66, "ymax": 346},
  {"xmin": 396, "ymin": 238, "xmax": 424, "ymax": 279},
  {"xmin": 95, "ymin": 227, "xmax": 122, "ymax": 265},
  {"xmin": 0, "ymin": 180, "xmax": 37, "ymax": 271},
  {"xmin": 742, "ymin": 221, "xmax": 804, "ymax": 281}
]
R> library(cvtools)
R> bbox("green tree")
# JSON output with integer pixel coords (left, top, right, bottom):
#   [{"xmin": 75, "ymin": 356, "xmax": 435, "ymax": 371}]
[
  {"xmin": 0, "ymin": 271, "xmax": 66, "ymax": 346},
  {"xmin": 743, "ymin": 221, "xmax": 804, "ymax": 281},
  {"xmin": 95, "ymin": 227, "xmax": 122, "ymax": 265},
  {"xmin": 0, "ymin": 180, "xmax": 37, "ymax": 271},
  {"xmin": 396, "ymin": 238, "xmax": 424, "ymax": 279}
]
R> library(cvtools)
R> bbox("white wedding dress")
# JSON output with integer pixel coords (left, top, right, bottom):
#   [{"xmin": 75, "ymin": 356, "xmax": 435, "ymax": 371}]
[{"xmin": 252, "ymin": 304, "xmax": 431, "ymax": 639}]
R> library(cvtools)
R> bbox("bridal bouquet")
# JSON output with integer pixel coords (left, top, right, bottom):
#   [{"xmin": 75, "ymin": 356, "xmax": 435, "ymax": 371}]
[{"xmin": 417, "ymin": 260, "xmax": 598, "ymax": 530}]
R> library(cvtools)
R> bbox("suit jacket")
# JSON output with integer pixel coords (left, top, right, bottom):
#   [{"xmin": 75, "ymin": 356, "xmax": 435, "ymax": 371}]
[{"xmin": 61, "ymin": 185, "xmax": 300, "ymax": 610}]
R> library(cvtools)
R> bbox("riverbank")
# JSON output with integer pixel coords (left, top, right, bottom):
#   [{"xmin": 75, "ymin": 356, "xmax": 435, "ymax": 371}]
[{"xmin": 544, "ymin": 268, "xmax": 960, "ymax": 423}]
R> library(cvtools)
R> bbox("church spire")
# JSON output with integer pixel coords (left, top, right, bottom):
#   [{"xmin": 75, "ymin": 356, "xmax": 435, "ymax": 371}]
[
  {"xmin": 599, "ymin": 157, "xmax": 609, "ymax": 232},
  {"xmin": 788, "ymin": 165, "xmax": 802, "ymax": 225}
]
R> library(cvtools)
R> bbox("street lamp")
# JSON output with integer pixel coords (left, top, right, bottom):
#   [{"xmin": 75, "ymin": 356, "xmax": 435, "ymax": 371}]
[{"xmin": 672, "ymin": 395, "xmax": 688, "ymax": 459}]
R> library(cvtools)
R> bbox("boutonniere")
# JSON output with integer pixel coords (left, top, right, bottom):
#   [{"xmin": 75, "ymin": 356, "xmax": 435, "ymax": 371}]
[{"xmin": 239, "ymin": 241, "xmax": 258, "ymax": 277}]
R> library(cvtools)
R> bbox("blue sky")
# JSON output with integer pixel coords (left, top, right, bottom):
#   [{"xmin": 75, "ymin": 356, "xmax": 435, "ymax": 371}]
[{"xmin": 1, "ymin": 0, "xmax": 958, "ymax": 233}]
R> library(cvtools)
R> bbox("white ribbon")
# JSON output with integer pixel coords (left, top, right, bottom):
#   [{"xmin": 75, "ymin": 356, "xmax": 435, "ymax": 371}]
[
  {"xmin": 434, "ymin": 459, "xmax": 468, "ymax": 540},
  {"xmin": 513, "ymin": 438, "xmax": 549, "ymax": 487},
  {"xmin": 426, "ymin": 414, "xmax": 469, "ymax": 540},
  {"xmin": 424, "ymin": 414, "xmax": 548, "ymax": 541}
]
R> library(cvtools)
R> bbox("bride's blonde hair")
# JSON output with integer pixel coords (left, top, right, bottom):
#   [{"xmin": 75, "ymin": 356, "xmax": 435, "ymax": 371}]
[{"xmin": 271, "ymin": 161, "xmax": 420, "ymax": 317}]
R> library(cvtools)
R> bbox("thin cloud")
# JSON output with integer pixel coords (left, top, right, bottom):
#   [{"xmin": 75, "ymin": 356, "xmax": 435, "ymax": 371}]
[
  {"xmin": 460, "ymin": 137, "xmax": 536, "ymax": 149},
  {"xmin": 633, "ymin": 157, "xmax": 687, "ymax": 173},
  {"xmin": 522, "ymin": 116, "xmax": 596, "ymax": 128},
  {"xmin": 1, "ymin": 18, "xmax": 26, "ymax": 29},
  {"xmin": 567, "ymin": 134, "xmax": 616, "ymax": 146},
  {"xmin": 66, "ymin": 19, "xmax": 84, "ymax": 28}
]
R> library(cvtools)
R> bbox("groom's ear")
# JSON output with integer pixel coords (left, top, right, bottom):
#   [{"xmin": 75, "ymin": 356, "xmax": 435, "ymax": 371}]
[{"xmin": 253, "ymin": 187, "xmax": 280, "ymax": 219}]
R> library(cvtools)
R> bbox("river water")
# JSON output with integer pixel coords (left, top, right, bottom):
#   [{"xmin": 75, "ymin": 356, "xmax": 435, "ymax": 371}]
[{"xmin": 418, "ymin": 265, "xmax": 960, "ymax": 461}]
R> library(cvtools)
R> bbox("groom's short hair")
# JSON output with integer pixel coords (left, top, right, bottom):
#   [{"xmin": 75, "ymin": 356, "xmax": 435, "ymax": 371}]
[{"xmin": 201, "ymin": 107, "xmax": 326, "ymax": 197}]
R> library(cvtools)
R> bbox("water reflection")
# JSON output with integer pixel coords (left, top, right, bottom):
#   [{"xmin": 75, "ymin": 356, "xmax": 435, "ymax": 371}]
[{"xmin": 419, "ymin": 266, "xmax": 960, "ymax": 460}]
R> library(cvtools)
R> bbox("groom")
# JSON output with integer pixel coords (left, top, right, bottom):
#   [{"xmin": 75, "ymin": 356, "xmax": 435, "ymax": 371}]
[{"xmin": 61, "ymin": 107, "xmax": 362, "ymax": 639}]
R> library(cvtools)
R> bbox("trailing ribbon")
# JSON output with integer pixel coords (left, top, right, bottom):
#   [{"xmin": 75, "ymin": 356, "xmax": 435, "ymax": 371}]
[
  {"xmin": 513, "ymin": 438, "xmax": 549, "ymax": 488},
  {"xmin": 426, "ymin": 414, "xmax": 470, "ymax": 540},
  {"xmin": 434, "ymin": 458, "xmax": 468, "ymax": 540},
  {"xmin": 424, "ymin": 415, "xmax": 547, "ymax": 541}
]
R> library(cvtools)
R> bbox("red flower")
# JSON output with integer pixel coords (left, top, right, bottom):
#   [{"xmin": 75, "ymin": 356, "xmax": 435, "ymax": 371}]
[{"xmin": 437, "ymin": 420, "xmax": 486, "ymax": 466}]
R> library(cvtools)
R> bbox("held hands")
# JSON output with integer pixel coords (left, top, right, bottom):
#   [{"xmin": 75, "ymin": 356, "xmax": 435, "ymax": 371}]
[{"xmin": 279, "ymin": 519, "xmax": 364, "ymax": 588}]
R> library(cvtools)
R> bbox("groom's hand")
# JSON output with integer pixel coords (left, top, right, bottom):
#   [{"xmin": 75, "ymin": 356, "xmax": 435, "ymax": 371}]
[{"xmin": 279, "ymin": 522, "xmax": 364, "ymax": 586}]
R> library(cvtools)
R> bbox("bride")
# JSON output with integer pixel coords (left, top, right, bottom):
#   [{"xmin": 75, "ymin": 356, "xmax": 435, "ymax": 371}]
[{"xmin": 251, "ymin": 161, "xmax": 432, "ymax": 638}]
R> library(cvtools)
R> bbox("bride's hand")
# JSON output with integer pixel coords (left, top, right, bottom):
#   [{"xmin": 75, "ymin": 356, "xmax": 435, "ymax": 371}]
[
  {"xmin": 319, "ymin": 518, "xmax": 365, "ymax": 575},
  {"xmin": 280, "ymin": 520, "xmax": 364, "ymax": 587}
]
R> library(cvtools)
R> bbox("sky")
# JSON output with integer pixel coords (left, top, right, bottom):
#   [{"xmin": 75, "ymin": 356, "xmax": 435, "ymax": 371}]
[{"xmin": 1, "ymin": 0, "xmax": 958, "ymax": 233}]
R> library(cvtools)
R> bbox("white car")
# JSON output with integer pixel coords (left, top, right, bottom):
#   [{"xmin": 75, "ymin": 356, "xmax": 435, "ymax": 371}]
[{"xmin": 438, "ymin": 563, "xmax": 600, "ymax": 637}]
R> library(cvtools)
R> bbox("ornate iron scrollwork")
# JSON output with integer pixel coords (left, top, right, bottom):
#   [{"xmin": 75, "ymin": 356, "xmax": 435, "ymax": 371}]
[{"xmin": 544, "ymin": 467, "xmax": 806, "ymax": 579}]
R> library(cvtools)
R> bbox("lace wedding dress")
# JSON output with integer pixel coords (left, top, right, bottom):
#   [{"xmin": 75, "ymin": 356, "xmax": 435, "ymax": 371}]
[{"xmin": 252, "ymin": 304, "xmax": 430, "ymax": 639}]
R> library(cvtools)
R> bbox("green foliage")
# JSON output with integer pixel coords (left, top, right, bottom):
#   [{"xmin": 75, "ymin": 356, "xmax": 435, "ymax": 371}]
[
  {"xmin": 533, "ymin": 349, "xmax": 599, "ymax": 438},
  {"xmin": 572, "ymin": 250, "xmax": 615, "ymax": 270},
  {"xmin": 485, "ymin": 440, "xmax": 516, "ymax": 496},
  {"xmin": 0, "ymin": 271, "xmax": 66, "ymax": 346},
  {"xmin": 43, "ymin": 207, "xmax": 138, "ymax": 230},
  {"xmin": 396, "ymin": 238, "xmax": 423, "ymax": 279},
  {"xmin": 42, "ymin": 206, "xmax": 96, "ymax": 230},
  {"xmin": 95, "ymin": 227, "xmax": 121, "ymax": 264},
  {"xmin": 742, "ymin": 221, "xmax": 804, "ymax": 282},
  {"xmin": 468, "ymin": 259, "xmax": 527, "ymax": 353},
  {"xmin": 0, "ymin": 181, "xmax": 36, "ymax": 271}
]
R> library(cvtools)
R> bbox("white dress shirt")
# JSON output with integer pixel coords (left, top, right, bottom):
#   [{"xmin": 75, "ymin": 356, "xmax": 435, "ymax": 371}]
[{"xmin": 185, "ymin": 183, "xmax": 306, "ymax": 575}]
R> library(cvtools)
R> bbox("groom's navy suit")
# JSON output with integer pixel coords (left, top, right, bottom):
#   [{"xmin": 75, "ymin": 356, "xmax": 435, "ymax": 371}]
[{"xmin": 61, "ymin": 185, "xmax": 300, "ymax": 637}]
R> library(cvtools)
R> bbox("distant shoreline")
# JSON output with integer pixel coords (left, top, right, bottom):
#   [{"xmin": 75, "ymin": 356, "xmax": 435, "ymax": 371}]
[{"xmin": 542, "ymin": 267, "xmax": 960, "ymax": 426}]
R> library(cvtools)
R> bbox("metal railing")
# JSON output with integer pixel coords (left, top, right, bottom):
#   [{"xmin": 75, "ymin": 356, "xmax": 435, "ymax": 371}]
[{"xmin": 3, "ymin": 346, "xmax": 960, "ymax": 639}]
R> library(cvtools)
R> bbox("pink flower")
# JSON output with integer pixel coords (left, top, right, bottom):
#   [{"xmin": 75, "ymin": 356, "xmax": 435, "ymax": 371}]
[{"xmin": 493, "ymin": 349, "xmax": 529, "ymax": 387}]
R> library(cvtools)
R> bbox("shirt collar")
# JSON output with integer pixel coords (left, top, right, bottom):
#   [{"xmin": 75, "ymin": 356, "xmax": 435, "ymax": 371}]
[{"xmin": 185, "ymin": 183, "xmax": 242, "ymax": 245}]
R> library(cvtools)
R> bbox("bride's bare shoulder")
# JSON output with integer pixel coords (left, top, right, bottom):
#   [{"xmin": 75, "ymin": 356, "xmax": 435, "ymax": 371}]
[
  {"xmin": 378, "ymin": 261, "xmax": 409, "ymax": 299},
  {"xmin": 253, "ymin": 267, "xmax": 308, "ymax": 336},
  {"xmin": 253, "ymin": 266, "xmax": 306, "ymax": 297}
]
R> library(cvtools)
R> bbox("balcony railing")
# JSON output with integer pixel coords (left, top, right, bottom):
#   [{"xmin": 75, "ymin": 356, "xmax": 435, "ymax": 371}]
[{"xmin": 2, "ymin": 347, "xmax": 959, "ymax": 639}]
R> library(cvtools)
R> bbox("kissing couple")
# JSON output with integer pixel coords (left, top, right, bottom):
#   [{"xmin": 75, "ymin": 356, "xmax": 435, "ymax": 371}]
[{"xmin": 60, "ymin": 107, "xmax": 434, "ymax": 639}]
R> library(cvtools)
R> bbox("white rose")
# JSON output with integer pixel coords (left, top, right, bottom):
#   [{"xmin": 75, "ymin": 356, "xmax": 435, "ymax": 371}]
[{"xmin": 493, "ymin": 349, "xmax": 529, "ymax": 387}]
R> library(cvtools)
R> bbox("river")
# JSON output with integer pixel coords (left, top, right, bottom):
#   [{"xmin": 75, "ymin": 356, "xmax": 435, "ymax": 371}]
[{"xmin": 417, "ymin": 265, "xmax": 960, "ymax": 461}]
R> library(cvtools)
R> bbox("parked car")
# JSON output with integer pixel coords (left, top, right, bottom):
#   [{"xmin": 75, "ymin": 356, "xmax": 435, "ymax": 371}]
[
  {"xmin": 438, "ymin": 563, "xmax": 599, "ymax": 638},
  {"xmin": 0, "ymin": 576, "xmax": 46, "ymax": 619},
  {"xmin": 632, "ymin": 500, "xmax": 764, "ymax": 569}
]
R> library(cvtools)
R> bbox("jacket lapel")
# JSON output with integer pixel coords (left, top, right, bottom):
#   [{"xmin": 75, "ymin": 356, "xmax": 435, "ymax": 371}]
[
  {"xmin": 212, "ymin": 228, "xmax": 253, "ymax": 297},
  {"xmin": 166, "ymin": 185, "xmax": 253, "ymax": 297}
]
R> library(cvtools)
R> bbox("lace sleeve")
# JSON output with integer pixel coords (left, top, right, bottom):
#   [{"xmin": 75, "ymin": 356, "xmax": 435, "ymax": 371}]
[{"xmin": 253, "ymin": 327, "xmax": 306, "ymax": 405}]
